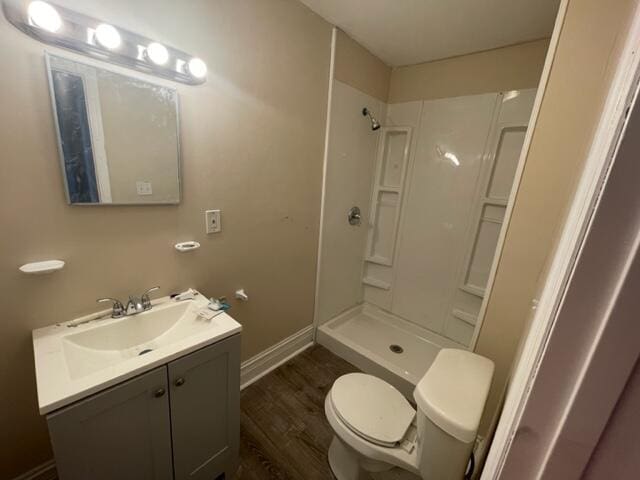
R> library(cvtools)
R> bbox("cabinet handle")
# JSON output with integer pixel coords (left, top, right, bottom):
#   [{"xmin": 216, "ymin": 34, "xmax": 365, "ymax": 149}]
[
  {"xmin": 174, "ymin": 377, "xmax": 185, "ymax": 387},
  {"xmin": 153, "ymin": 387, "xmax": 166, "ymax": 398}
]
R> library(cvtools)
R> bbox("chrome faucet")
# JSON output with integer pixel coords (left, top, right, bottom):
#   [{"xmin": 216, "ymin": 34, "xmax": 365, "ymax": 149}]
[
  {"xmin": 97, "ymin": 286, "xmax": 160, "ymax": 318},
  {"xmin": 96, "ymin": 297, "xmax": 126, "ymax": 318},
  {"xmin": 126, "ymin": 296, "xmax": 145, "ymax": 316},
  {"xmin": 141, "ymin": 286, "xmax": 160, "ymax": 310}
]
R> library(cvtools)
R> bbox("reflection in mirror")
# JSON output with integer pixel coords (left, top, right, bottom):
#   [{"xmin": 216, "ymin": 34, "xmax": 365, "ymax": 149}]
[{"xmin": 46, "ymin": 54, "xmax": 181, "ymax": 205}]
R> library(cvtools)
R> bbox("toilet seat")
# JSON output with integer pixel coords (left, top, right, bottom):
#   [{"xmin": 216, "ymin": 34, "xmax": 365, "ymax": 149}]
[
  {"xmin": 325, "ymin": 392, "xmax": 421, "ymax": 476},
  {"xmin": 330, "ymin": 373, "xmax": 416, "ymax": 447}
]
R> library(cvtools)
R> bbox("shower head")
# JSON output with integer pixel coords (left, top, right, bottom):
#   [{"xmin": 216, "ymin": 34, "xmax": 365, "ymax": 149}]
[{"xmin": 362, "ymin": 107, "xmax": 381, "ymax": 131}]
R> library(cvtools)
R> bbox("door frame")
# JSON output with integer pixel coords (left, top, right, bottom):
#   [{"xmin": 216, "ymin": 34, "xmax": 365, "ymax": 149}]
[{"xmin": 481, "ymin": 1, "xmax": 640, "ymax": 477}]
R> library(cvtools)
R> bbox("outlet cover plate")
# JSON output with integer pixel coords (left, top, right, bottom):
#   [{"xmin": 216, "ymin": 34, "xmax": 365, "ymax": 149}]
[
  {"xmin": 205, "ymin": 209, "xmax": 221, "ymax": 234},
  {"xmin": 136, "ymin": 181, "xmax": 153, "ymax": 196}
]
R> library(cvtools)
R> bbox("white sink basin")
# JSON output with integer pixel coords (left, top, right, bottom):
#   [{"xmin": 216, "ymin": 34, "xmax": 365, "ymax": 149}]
[
  {"xmin": 65, "ymin": 301, "xmax": 187, "ymax": 352},
  {"xmin": 33, "ymin": 289, "xmax": 242, "ymax": 414}
]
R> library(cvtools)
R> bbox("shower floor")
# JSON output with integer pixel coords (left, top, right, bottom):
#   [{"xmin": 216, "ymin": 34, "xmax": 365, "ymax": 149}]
[{"xmin": 317, "ymin": 303, "xmax": 461, "ymax": 398}]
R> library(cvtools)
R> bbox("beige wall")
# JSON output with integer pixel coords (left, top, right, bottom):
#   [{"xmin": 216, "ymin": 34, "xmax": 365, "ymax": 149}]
[
  {"xmin": 0, "ymin": 0, "xmax": 331, "ymax": 477},
  {"xmin": 334, "ymin": 29, "xmax": 391, "ymax": 103},
  {"xmin": 388, "ymin": 39, "xmax": 550, "ymax": 104},
  {"xmin": 475, "ymin": 0, "xmax": 638, "ymax": 436}
]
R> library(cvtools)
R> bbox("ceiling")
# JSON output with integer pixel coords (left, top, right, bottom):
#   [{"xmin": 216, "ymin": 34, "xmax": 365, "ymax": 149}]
[{"xmin": 299, "ymin": 0, "xmax": 560, "ymax": 67}]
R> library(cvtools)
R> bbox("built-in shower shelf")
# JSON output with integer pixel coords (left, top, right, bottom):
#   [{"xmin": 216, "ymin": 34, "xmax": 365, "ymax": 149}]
[
  {"xmin": 364, "ymin": 126, "xmax": 412, "ymax": 272},
  {"xmin": 378, "ymin": 186, "xmax": 401, "ymax": 194},
  {"xmin": 451, "ymin": 309, "xmax": 478, "ymax": 326},
  {"xmin": 365, "ymin": 255, "xmax": 393, "ymax": 267},
  {"xmin": 362, "ymin": 277, "xmax": 391, "ymax": 290}
]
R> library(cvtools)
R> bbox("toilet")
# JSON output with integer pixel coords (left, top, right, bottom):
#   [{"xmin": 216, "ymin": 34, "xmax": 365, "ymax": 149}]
[{"xmin": 325, "ymin": 349, "xmax": 495, "ymax": 480}]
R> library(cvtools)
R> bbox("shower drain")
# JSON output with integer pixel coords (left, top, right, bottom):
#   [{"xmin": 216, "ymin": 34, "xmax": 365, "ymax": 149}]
[{"xmin": 389, "ymin": 344, "xmax": 404, "ymax": 354}]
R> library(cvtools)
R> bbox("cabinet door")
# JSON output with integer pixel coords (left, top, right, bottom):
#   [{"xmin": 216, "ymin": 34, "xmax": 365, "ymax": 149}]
[
  {"xmin": 169, "ymin": 334, "xmax": 241, "ymax": 480},
  {"xmin": 47, "ymin": 367, "xmax": 173, "ymax": 480}
]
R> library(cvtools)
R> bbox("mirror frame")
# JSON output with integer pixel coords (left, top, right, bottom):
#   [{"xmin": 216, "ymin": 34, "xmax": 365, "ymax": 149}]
[{"xmin": 45, "ymin": 52, "xmax": 182, "ymax": 206}]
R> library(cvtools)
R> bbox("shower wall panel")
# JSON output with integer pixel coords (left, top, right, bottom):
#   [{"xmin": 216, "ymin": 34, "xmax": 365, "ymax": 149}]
[
  {"xmin": 322, "ymin": 89, "xmax": 536, "ymax": 347},
  {"xmin": 316, "ymin": 80, "xmax": 387, "ymax": 324},
  {"xmin": 391, "ymin": 93, "xmax": 499, "ymax": 338},
  {"xmin": 362, "ymin": 90, "xmax": 536, "ymax": 346},
  {"xmin": 448, "ymin": 89, "xmax": 537, "ymax": 345},
  {"xmin": 363, "ymin": 100, "xmax": 423, "ymax": 309}
]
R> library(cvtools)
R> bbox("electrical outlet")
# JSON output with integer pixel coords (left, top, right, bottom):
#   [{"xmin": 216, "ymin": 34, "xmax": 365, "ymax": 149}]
[
  {"xmin": 205, "ymin": 209, "xmax": 221, "ymax": 234},
  {"xmin": 136, "ymin": 181, "xmax": 153, "ymax": 196}
]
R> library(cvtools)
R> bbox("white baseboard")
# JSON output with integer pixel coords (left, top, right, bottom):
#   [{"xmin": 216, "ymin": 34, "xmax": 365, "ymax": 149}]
[
  {"xmin": 240, "ymin": 325, "xmax": 314, "ymax": 389},
  {"xmin": 12, "ymin": 460, "xmax": 56, "ymax": 480}
]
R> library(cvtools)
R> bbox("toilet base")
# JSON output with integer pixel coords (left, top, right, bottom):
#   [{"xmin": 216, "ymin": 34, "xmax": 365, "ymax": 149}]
[{"xmin": 328, "ymin": 436, "xmax": 393, "ymax": 480}]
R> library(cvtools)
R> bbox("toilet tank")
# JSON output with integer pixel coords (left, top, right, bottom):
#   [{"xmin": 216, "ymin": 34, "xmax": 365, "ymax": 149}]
[{"xmin": 413, "ymin": 349, "xmax": 495, "ymax": 480}]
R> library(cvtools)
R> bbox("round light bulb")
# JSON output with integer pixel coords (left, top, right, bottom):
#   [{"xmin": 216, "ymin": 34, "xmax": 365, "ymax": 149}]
[
  {"xmin": 146, "ymin": 42, "xmax": 169, "ymax": 65},
  {"xmin": 28, "ymin": 1, "xmax": 62, "ymax": 33},
  {"xmin": 95, "ymin": 23, "xmax": 121, "ymax": 50},
  {"xmin": 187, "ymin": 58, "xmax": 207, "ymax": 79}
]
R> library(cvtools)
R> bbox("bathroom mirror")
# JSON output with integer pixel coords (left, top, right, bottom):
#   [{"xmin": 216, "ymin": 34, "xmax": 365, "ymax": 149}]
[{"xmin": 46, "ymin": 54, "xmax": 181, "ymax": 205}]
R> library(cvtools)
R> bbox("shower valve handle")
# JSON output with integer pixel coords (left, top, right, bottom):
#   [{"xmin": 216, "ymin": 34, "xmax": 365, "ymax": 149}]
[{"xmin": 348, "ymin": 206, "xmax": 362, "ymax": 226}]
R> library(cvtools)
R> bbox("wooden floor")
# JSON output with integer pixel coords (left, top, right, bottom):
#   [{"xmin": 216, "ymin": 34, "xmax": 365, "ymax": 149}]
[{"xmin": 234, "ymin": 345, "xmax": 359, "ymax": 480}]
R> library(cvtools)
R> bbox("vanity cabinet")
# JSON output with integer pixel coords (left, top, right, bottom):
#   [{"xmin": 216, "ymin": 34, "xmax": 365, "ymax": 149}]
[
  {"xmin": 47, "ymin": 334, "xmax": 240, "ymax": 480},
  {"xmin": 47, "ymin": 366, "xmax": 173, "ymax": 480},
  {"xmin": 169, "ymin": 336, "xmax": 240, "ymax": 479}
]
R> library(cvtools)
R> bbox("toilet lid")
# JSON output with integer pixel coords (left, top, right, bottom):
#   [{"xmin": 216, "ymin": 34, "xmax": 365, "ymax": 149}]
[{"xmin": 330, "ymin": 373, "xmax": 415, "ymax": 447}]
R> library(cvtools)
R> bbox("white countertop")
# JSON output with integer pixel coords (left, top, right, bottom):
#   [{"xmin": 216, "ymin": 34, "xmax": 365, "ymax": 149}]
[{"xmin": 33, "ymin": 289, "xmax": 242, "ymax": 415}]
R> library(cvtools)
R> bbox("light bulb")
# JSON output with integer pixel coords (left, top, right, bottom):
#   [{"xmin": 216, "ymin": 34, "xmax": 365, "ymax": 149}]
[
  {"xmin": 95, "ymin": 23, "xmax": 121, "ymax": 50},
  {"xmin": 28, "ymin": 1, "xmax": 62, "ymax": 33},
  {"xmin": 146, "ymin": 42, "xmax": 169, "ymax": 65},
  {"xmin": 187, "ymin": 58, "xmax": 207, "ymax": 79}
]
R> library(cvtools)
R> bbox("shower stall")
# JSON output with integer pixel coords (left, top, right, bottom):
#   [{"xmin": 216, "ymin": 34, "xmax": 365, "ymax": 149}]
[{"xmin": 315, "ymin": 79, "xmax": 536, "ymax": 397}]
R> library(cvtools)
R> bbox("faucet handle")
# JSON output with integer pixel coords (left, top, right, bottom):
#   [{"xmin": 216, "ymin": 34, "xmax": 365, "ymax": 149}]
[
  {"xmin": 141, "ymin": 286, "xmax": 160, "ymax": 310},
  {"xmin": 97, "ymin": 297, "xmax": 125, "ymax": 318}
]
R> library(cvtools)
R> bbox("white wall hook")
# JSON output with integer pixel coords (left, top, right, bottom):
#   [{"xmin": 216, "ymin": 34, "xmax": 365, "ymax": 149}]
[{"xmin": 234, "ymin": 289, "xmax": 249, "ymax": 301}]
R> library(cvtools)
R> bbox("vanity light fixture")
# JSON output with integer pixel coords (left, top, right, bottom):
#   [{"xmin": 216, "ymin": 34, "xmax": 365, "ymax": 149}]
[
  {"xmin": 146, "ymin": 42, "xmax": 169, "ymax": 65},
  {"xmin": 187, "ymin": 57, "xmax": 207, "ymax": 79},
  {"xmin": 27, "ymin": 0, "xmax": 61, "ymax": 32},
  {"xmin": 3, "ymin": 0, "xmax": 207, "ymax": 85},
  {"xmin": 94, "ymin": 23, "xmax": 121, "ymax": 50}
]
